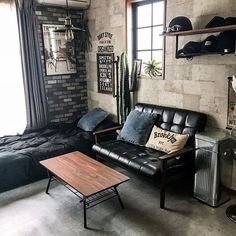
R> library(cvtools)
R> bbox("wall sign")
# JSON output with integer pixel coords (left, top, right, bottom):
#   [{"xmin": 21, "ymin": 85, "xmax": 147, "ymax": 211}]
[
  {"xmin": 97, "ymin": 53, "xmax": 114, "ymax": 93},
  {"xmin": 42, "ymin": 24, "xmax": 77, "ymax": 76},
  {"xmin": 227, "ymin": 77, "xmax": 236, "ymax": 128},
  {"xmin": 96, "ymin": 31, "xmax": 115, "ymax": 94}
]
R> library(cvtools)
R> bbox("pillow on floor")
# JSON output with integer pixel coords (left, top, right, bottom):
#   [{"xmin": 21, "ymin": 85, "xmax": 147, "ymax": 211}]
[
  {"xmin": 77, "ymin": 108, "xmax": 109, "ymax": 132},
  {"xmin": 117, "ymin": 110, "xmax": 157, "ymax": 146},
  {"xmin": 146, "ymin": 126, "xmax": 189, "ymax": 154}
]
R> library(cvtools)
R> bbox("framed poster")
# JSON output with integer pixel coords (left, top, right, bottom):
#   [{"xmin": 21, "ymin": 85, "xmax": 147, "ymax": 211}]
[
  {"xmin": 42, "ymin": 24, "xmax": 77, "ymax": 76},
  {"xmin": 97, "ymin": 53, "xmax": 114, "ymax": 94},
  {"xmin": 227, "ymin": 77, "xmax": 236, "ymax": 129}
]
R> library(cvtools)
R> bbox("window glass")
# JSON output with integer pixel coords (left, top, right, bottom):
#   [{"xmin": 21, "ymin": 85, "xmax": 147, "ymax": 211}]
[
  {"xmin": 137, "ymin": 4, "xmax": 152, "ymax": 27},
  {"xmin": 0, "ymin": 2, "xmax": 26, "ymax": 136},
  {"xmin": 132, "ymin": 0, "xmax": 165, "ymax": 77},
  {"xmin": 153, "ymin": 26, "xmax": 163, "ymax": 49},
  {"xmin": 153, "ymin": 1, "xmax": 164, "ymax": 25},
  {"xmin": 137, "ymin": 51, "xmax": 151, "ymax": 64},
  {"xmin": 152, "ymin": 50, "xmax": 162, "ymax": 63},
  {"xmin": 138, "ymin": 28, "xmax": 151, "ymax": 50}
]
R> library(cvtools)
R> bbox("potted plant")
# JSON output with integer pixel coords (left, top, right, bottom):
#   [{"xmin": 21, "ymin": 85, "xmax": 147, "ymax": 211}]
[{"xmin": 144, "ymin": 60, "xmax": 162, "ymax": 78}]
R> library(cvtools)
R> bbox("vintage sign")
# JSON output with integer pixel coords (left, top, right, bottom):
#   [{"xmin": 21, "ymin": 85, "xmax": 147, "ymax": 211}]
[
  {"xmin": 96, "ymin": 31, "xmax": 115, "ymax": 94},
  {"xmin": 97, "ymin": 53, "xmax": 114, "ymax": 93}
]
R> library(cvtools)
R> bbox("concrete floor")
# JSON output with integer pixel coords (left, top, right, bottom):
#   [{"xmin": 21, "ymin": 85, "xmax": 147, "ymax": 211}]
[{"xmin": 0, "ymin": 167, "xmax": 235, "ymax": 236}]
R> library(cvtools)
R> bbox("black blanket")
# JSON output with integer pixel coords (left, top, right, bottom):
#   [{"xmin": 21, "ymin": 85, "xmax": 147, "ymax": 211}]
[{"xmin": 0, "ymin": 123, "xmax": 93, "ymax": 193}]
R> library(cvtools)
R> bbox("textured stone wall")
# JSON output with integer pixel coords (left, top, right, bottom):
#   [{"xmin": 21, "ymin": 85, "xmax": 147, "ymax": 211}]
[
  {"xmin": 35, "ymin": 5, "xmax": 88, "ymax": 122},
  {"xmin": 86, "ymin": 0, "xmax": 126, "ymax": 117},
  {"xmin": 87, "ymin": 0, "xmax": 236, "ymax": 189},
  {"xmin": 87, "ymin": 0, "xmax": 236, "ymax": 129}
]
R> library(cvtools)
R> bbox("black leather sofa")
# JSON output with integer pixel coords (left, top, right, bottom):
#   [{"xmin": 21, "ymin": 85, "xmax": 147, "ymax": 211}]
[{"xmin": 92, "ymin": 103, "xmax": 207, "ymax": 208}]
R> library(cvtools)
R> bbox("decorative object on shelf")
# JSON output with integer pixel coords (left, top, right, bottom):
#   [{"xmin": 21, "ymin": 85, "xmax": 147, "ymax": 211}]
[
  {"xmin": 165, "ymin": 16, "xmax": 192, "ymax": 33},
  {"xmin": 161, "ymin": 22, "xmax": 236, "ymax": 59},
  {"xmin": 201, "ymin": 35, "xmax": 218, "ymax": 53},
  {"xmin": 205, "ymin": 16, "xmax": 224, "ymax": 28},
  {"xmin": 42, "ymin": 24, "xmax": 77, "ymax": 76},
  {"xmin": 178, "ymin": 41, "xmax": 202, "ymax": 59},
  {"xmin": 144, "ymin": 60, "xmax": 162, "ymax": 78},
  {"xmin": 53, "ymin": 0, "xmax": 84, "ymax": 41},
  {"xmin": 227, "ymin": 77, "xmax": 236, "ymax": 129},
  {"xmin": 217, "ymin": 30, "xmax": 236, "ymax": 54}
]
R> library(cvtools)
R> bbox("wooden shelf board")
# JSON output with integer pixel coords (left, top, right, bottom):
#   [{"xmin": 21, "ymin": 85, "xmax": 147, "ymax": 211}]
[
  {"xmin": 162, "ymin": 24, "xmax": 236, "ymax": 36},
  {"xmin": 176, "ymin": 51, "xmax": 234, "ymax": 58}
]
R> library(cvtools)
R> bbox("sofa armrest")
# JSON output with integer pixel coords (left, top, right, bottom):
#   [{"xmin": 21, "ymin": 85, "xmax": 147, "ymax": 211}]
[
  {"xmin": 93, "ymin": 125, "xmax": 122, "ymax": 143},
  {"xmin": 158, "ymin": 146, "xmax": 194, "ymax": 161}
]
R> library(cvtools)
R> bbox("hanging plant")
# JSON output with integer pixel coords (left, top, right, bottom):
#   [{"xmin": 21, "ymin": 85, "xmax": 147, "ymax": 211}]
[
  {"xmin": 76, "ymin": 18, "xmax": 92, "ymax": 52},
  {"xmin": 144, "ymin": 60, "xmax": 162, "ymax": 78}
]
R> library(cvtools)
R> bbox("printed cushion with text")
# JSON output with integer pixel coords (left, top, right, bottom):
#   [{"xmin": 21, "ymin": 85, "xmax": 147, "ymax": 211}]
[{"xmin": 146, "ymin": 126, "xmax": 189, "ymax": 154}]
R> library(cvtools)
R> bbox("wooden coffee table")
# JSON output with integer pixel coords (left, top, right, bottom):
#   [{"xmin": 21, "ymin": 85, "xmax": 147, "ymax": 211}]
[{"xmin": 40, "ymin": 151, "xmax": 129, "ymax": 228}]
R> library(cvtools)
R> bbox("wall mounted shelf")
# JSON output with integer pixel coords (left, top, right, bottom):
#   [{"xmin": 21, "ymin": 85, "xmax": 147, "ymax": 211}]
[{"xmin": 161, "ymin": 24, "xmax": 236, "ymax": 59}]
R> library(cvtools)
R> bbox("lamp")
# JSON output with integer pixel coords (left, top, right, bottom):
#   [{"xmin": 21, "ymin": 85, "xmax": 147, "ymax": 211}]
[{"xmin": 53, "ymin": 0, "xmax": 84, "ymax": 41}]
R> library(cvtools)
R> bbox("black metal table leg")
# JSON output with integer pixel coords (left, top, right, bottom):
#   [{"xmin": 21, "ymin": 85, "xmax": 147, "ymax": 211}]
[
  {"xmin": 83, "ymin": 197, "xmax": 87, "ymax": 228},
  {"xmin": 46, "ymin": 171, "xmax": 52, "ymax": 194},
  {"xmin": 114, "ymin": 187, "xmax": 124, "ymax": 209}
]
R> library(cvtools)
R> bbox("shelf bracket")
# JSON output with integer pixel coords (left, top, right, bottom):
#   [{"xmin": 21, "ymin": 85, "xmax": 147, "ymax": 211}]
[{"xmin": 175, "ymin": 35, "xmax": 179, "ymax": 59}]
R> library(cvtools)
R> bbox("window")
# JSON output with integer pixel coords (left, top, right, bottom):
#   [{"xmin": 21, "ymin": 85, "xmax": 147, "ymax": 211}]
[
  {"xmin": 0, "ymin": 2, "xmax": 26, "ymax": 136},
  {"xmin": 132, "ymin": 0, "xmax": 165, "ymax": 75}
]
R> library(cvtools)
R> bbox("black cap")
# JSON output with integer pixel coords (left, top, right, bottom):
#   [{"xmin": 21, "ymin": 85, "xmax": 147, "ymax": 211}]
[
  {"xmin": 205, "ymin": 16, "xmax": 224, "ymax": 28},
  {"xmin": 223, "ymin": 17, "xmax": 236, "ymax": 26},
  {"xmin": 201, "ymin": 35, "xmax": 218, "ymax": 53},
  {"xmin": 178, "ymin": 41, "xmax": 202, "ymax": 55},
  {"xmin": 217, "ymin": 30, "xmax": 235, "ymax": 54},
  {"xmin": 168, "ymin": 16, "xmax": 192, "ymax": 32}
]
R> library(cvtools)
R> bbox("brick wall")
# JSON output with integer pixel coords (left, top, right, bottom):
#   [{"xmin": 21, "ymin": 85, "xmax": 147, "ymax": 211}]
[{"xmin": 35, "ymin": 5, "xmax": 88, "ymax": 123}]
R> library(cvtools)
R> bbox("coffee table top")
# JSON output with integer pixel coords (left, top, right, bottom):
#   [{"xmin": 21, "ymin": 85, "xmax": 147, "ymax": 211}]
[{"xmin": 40, "ymin": 151, "xmax": 129, "ymax": 197}]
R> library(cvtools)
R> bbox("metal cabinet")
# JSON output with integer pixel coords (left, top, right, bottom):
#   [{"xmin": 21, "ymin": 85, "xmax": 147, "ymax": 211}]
[{"xmin": 194, "ymin": 129, "xmax": 234, "ymax": 207}]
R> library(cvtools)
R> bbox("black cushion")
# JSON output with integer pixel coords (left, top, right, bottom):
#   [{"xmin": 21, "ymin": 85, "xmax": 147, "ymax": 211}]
[{"xmin": 77, "ymin": 108, "xmax": 109, "ymax": 132}]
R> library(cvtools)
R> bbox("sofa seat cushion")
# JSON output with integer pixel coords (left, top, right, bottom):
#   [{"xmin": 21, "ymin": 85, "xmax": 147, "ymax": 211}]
[{"xmin": 93, "ymin": 140, "xmax": 184, "ymax": 178}]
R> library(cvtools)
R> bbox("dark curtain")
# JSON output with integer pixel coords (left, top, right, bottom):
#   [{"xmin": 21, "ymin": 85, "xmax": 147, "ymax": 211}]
[{"xmin": 16, "ymin": 0, "xmax": 48, "ymax": 131}]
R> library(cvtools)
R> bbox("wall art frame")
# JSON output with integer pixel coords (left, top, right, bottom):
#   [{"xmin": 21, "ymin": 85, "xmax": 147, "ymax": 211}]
[{"xmin": 42, "ymin": 24, "xmax": 77, "ymax": 76}]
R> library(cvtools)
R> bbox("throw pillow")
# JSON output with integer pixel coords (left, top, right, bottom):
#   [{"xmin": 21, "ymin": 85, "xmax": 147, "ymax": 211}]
[
  {"xmin": 77, "ymin": 108, "xmax": 109, "ymax": 132},
  {"xmin": 146, "ymin": 126, "xmax": 189, "ymax": 154},
  {"xmin": 117, "ymin": 110, "xmax": 157, "ymax": 146}
]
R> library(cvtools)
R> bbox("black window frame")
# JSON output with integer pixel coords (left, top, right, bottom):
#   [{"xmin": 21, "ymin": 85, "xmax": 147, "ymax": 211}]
[{"xmin": 132, "ymin": 0, "xmax": 166, "ymax": 77}]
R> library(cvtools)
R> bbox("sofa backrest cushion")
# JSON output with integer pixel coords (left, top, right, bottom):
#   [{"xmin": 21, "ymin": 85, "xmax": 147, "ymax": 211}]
[
  {"xmin": 117, "ymin": 110, "xmax": 158, "ymax": 146},
  {"xmin": 134, "ymin": 103, "xmax": 207, "ymax": 143}
]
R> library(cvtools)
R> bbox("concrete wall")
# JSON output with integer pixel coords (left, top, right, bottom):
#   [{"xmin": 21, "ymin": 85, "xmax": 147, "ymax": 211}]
[
  {"xmin": 36, "ymin": 6, "xmax": 88, "ymax": 123},
  {"xmin": 87, "ymin": 0, "xmax": 236, "ymax": 189}
]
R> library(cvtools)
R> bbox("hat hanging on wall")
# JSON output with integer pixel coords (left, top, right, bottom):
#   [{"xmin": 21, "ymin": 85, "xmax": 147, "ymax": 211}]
[
  {"xmin": 201, "ymin": 35, "xmax": 218, "ymax": 53},
  {"xmin": 53, "ymin": 0, "xmax": 85, "ymax": 41},
  {"xmin": 166, "ymin": 16, "xmax": 192, "ymax": 32},
  {"xmin": 205, "ymin": 16, "xmax": 224, "ymax": 28},
  {"xmin": 217, "ymin": 30, "xmax": 236, "ymax": 54}
]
